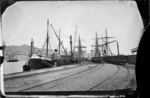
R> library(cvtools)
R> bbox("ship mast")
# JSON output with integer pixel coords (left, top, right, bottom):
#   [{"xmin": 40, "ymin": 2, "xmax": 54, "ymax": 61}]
[
  {"xmin": 78, "ymin": 36, "xmax": 82, "ymax": 58},
  {"xmin": 58, "ymin": 29, "xmax": 61, "ymax": 54},
  {"xmin": 91, "ymin": 32, "xmax": 101, "ymax": 57},
  {"xmin": 105, "ymin": 29, "xmax": 108, "ymax": 55},
  {"xmin": 75, "ymin": 35, "xmax": 86, "ymax": 59},
  {"xmin": 117, "ymin": 41, "xmax": 120, "ymax": 55},
  {"xmin": 94, "ymin": 32, "xmax": 100, "ymax": 57},
  {"xmin": 40, "ymin": 19, "xmax": 53, "ymax": 57},
  {"xmin": 73, "ymin": 26, "xmax": 77, "ymax": 56},
  {"xmin": 100, "ymin": 28, "xmax": 116, "ymax": 56},
  {"xmin": 46, "ymin": 19, "xmax": 49, "ymax": 57},
  {"xmin": 30, "ymin": 38, "xmax": 34, "ymax": 57},
  {"xmin": 101, "ymin": 34, "xmax": 103, "ymax": 56},
  {"xmin": 91, "ymin": 28, "xmax": 116, "ymax": 56},
  {"xmin": 50, "ymin": 24, "xmax": 68, "ymax": 55},
  {"xmin": 70, "ymin": 35, "xmax": 73, "ymax": 59}
]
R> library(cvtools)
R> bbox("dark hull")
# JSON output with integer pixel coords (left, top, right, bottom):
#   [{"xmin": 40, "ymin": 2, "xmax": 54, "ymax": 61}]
[
  {"xmin": 7, "ymin": 59, "xmax": 18, "ymax": 62},
  {"xmin": 28, "ymin": 58, "xmax": 53, "ymax": 70},
  {"xmin": 23, "ymin": 55, "xmax": 79, "ymax": 71}
]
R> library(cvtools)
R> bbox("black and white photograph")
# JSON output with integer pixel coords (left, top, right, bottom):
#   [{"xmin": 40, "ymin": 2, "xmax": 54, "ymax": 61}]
[{"xmin": 0, "ymin": 0, "xmax": 148, "ymax": 97}]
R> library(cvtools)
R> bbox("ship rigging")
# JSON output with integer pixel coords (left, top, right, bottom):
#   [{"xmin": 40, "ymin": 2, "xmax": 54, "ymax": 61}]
[{"xmin": 91, "ymin": 28, "xmax": 118, "ymax": 57}]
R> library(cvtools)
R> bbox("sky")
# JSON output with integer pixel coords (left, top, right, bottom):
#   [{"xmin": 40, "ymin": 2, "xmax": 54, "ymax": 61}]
[{"xmin": 1, "ymin": 1, "xmax": 144, "ymax": 55}]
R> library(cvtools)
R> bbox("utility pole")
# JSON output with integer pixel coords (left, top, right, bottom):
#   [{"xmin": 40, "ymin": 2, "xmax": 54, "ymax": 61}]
[
  {"xmin": 70, "ymin": 35, "xmax": 73, "ymax": 59},
  {"xmin": 117, "ymin": 41, "xmax": 120, "ymax": 55}
]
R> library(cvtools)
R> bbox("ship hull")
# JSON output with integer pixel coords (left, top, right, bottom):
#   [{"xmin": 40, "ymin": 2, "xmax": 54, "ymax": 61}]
[
  {"xmin": 23, "ymin": 55, "xmax": 78, "ymax": 71},
  {"xmin": 28, "ymin": 58, "xmax": 53, "ymax": 70},
  {"xmin": 7, "ymin": 59, "xmax": 18, "ymax": 62}
]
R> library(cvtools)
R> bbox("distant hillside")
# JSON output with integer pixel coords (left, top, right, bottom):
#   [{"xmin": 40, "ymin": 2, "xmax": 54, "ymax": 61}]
[
  {"xmin": 4, "ymin": 44, "xmax": 35, "ymax": 56},
  {"xmin": 3, "ymin": 44, "xmax": 55, "ymax": 61},
  {"xmin": 4, "ymin": 44, "xmax": 53, "ymax": 57},
  {"xmin": 3, "ymin": 44, "xmax": 91, "ymax": 61}
]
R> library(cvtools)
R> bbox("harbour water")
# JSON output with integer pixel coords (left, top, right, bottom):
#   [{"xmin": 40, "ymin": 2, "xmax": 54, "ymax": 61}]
[{"xmin": 2, "ymin": 61, "xmax": 26, "ymax": 74}]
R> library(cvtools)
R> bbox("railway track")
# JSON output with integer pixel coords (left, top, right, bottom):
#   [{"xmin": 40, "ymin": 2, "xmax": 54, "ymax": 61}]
[
  {"xmin": 4, "ymin": 61, "xmax": 90, "ymax": 81},
  {"xmin": 17, "ymin": 63, "xmax": 100, "ymax": 92},
  {"xmin": 87, "ymin": 64, "xmax": 120, "ymax": 91},
  {"xmin": 113, "ymin": 65, "xmax": 134, "ymax": 90},
  {"xmin": 113, "ymin": 65, "xmax": 130, "ymax": 90},
  {"xmin": 125, "ymin": 66, "xmax": 135, "ymax": 69},
  {"xmin": 88, "ymin": 64, "xmax": 133, "ymax": 91},
  {"xmin": 5, "ymin": 63, "xmax": 132, "ymax": 92},
  {"xmin": 17, "ymin": 63, "xmax": 124, "ymax": 92}
]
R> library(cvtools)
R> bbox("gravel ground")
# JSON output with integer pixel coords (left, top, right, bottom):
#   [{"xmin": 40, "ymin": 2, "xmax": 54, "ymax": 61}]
[
  {"xmin": 4, "ymin": 63, "xmax": 136, "ymax": 92},
  {"xmin": 118, "ymin": 67, "xmax": 136, "ymax": 90},
  {"xmin": 90, "ymin": 66, "xmax": 128, "ymax": 91},
  {"xmin": 43, "ymin": 64, "xmax": 117, "ymax": 91},
  {"xmin": 4, "ymin": 63, "xmax": 96, "ymax": 92}
]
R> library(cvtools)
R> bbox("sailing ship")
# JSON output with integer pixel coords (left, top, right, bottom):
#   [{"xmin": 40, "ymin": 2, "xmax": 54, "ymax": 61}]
[
  {"xmin": 91, "ymin": 29, "xmax": 118, "ymax": 63},
  {"xmin": 74, "ymin": 35, "xmax": 86, "ymax": 62},
  {"xmin": 91, "ymin": 28, "xmax": 136, "ymax": 65}
]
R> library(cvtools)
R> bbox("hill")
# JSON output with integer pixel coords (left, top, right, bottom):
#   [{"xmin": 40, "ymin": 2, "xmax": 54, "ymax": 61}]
[
  {"xmin": 4, "ymin": 44, "xmax": 56, "ymax": 56},
  {"xmin": 3, "ymin": 44, "xmax": 53, "ymax": 61},
  {"xmin": 4, "ymin": 44, "xmax": 35, "ymax": 56},
  {"xmin": 3, "ymin": 44, "xmax": 91, "ymax": 61}
]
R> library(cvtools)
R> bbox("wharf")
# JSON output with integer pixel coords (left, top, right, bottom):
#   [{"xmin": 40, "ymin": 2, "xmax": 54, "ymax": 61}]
[
  {"xmin": 4, "ymin": 62, "xmax": 87, "ymax": 79},
  {"xmin": 4, "ymin": 62, "xmax": 136, "ymax": 93}
]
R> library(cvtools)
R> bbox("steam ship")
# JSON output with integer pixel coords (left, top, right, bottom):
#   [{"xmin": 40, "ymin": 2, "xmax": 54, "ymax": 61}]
[
  {"xmin": 23, "ymin": 20, "xmax": 55, "ymax": 71},
  {"xmin": 23, "ymin": 19, "xmax": 77, "ymax": 71}
]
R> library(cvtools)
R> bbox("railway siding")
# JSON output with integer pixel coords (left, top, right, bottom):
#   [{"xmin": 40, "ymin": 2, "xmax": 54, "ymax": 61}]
[
  {"xmin": 116, "ymin": 68, "xmax": 136, "ymax": 90},
  {"xmin": 4, "ymin": 63, "xmax": 136, "ymax": 92},
  {"xmin": 4, "ymin": 63, "xmax": 96, "ymax": 92},
  {"xmin": 20, "ymin": 64, "xmax": 118, "ymax": 91},
  {"xmin": 90, "ymin": 65, "xmax": 135, "ymax": 91}
]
